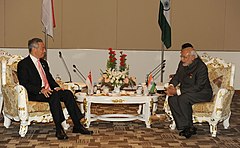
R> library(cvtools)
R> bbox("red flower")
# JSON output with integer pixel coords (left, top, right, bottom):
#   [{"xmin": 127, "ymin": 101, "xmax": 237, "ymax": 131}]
[{"xmin": 119, "ymin": 51, "xmax": 128, "ymax": 72}]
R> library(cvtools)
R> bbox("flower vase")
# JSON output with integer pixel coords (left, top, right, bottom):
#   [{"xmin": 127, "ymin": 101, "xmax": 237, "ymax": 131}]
[{"xmin": 114, "ymin": 86, "xmax": 121, "ymax": 94}]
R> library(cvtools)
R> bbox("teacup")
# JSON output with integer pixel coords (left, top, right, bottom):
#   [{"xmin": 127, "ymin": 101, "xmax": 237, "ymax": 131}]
[{"xmin": 136, "ymin": 89, "xmax": 142, "ymax": 95}]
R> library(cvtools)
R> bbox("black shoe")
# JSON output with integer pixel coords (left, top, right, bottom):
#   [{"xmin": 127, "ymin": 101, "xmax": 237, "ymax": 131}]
[
  {"xmin": 55, "ymin": 128, "xmax": 69, "ymax": 140},
  {"xmin": 190, "ymin": 126, "xmax": 197, "ymax": 135},
  {"xmin": 72, "ymin": 126, "xmax": 93, "ymax": 135},
  {"xmin": 179, "ymin": 127, "xmax": 192, "ymax": 139}
]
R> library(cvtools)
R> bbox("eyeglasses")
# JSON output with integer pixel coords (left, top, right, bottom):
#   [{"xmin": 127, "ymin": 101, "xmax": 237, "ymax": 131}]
[{"xmin": 180, "ymin": 54, "xmax": 190, "ymax": 59}]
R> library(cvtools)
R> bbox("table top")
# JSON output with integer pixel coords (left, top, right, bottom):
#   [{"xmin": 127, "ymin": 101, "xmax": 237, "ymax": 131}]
[{"xmin": 75, "ymin": 92, "xmax": 160, "ymax": 104}]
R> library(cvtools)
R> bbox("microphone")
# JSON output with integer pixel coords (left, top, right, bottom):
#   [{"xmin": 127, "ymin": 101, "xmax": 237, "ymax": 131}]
[
  {"xmin": 73, "ymin": 69, "xmax": 85, "ymax": 83},
  {"xmin": 146, "ymin": 60, "xmax": 166, "ymax": 80},
  {"xmin": 73, "ymin": 65, "xmax": 86, "ymax": 81},
  {"xmin": 58, "ymin": 51, "xmax": 72, "ymax": 83},
  {"xmin": 149, "ymin": 59, "xmax": 166, "ymax": 76},
  {"xmin": 152, "ymin": 64, "xmax": 165, "ymax": 79},
  {"xmin": 153, "ymin": 69, "xmax": 165, "ymax": 79}
]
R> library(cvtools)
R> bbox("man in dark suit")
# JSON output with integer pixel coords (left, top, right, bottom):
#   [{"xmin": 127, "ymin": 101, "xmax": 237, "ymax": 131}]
[
  {"xmin": 17, "ymin": 38, "xmax": 93, "ymax": 140},
  {"xmin": 165, "ymin": 43, "xmax": 212, "ymax": 138}
]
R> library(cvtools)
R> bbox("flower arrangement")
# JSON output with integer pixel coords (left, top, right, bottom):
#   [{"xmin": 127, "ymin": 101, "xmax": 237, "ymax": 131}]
[
  {"xmin": 106, "ymin": 48, "xmax": 117, "ymax": 70},
  {"xmin": 100, "ymin": 48, "xmax": 136, "ymax": 89}
]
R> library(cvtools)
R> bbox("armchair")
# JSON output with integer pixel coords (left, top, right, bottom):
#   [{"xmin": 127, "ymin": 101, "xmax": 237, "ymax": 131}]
[
  {"xmin": 0, "ymin": 51, "xmax": 70, "ymax": 137},
  {"xmin": 164, "ymin": 53, "xmax": 235, "ymax": 137}
]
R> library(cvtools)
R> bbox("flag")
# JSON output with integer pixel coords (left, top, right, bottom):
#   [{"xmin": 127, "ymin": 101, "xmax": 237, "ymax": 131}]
[
  {"xmin": 147, "ymin": 73, "xmax": 156, "ymax": 94},
  {"xmin": 149, "ymin": 82, "xmax": 156, "ymax": 94},
  {"xmin": 41, "ymin": 0, "xmax": 56, "ymax": 37},
  {"xmin": 147, "ymin": 73, "xmax": 153, "ymax": 89},
  {"xmin": 158, "ymin": 0, "xmax": 171, "ymax": 49},
  {"xmin": 86, "ymin": 71, "xmax": 93, "ymax": 94}
]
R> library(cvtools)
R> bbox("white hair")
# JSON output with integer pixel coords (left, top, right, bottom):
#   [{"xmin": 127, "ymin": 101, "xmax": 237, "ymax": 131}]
[{"xmin": 190, "ymin": 50, "xmax": 198, "ymax": 58}]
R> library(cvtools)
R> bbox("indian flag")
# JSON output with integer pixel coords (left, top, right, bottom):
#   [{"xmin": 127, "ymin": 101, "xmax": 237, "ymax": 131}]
[
  {"xmin": 147, "ymin": 73, "xmax": 156, "ymax": 94},
  {"xmin": 158, "ymin": 0, "xmax": 171, "ymax": 49}
]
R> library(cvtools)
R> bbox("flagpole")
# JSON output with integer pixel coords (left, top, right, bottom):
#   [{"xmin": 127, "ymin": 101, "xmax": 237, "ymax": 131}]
[
  {"xmin": 160, "ymin": 42, "xmax": 165, "ymax": 83},
  {"xmin": 44, "ymin": 27, "xmax": 48, "ymax": 60}
]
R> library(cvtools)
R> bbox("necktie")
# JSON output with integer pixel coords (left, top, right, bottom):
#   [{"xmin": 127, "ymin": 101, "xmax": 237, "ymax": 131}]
[{"xmin": 37, "ymin": 60, "xmax": 50, "ymax": 90}]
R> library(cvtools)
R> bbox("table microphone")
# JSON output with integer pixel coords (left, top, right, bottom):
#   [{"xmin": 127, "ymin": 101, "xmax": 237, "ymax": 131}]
[
  {"xmin": 73, "ymin": 65, "xmax": 86, "ymax": 81},
  {"xmin": 58, "ymin": 51, "xmax": 72, "ymax": 83},
  {"xmin": 149, "ymin": 59, "xmax": 166, "ymax": 76},
  {"xmin": 146, "ymin": 60, "xmax": 166, "ymax": 83},
  {"xmin": 153, "ymin": 65, "xmax": 166, "ymax": 79},
  {"xmin": 73, "ymin": 69, "xmax": 85, "ymax": 83}
]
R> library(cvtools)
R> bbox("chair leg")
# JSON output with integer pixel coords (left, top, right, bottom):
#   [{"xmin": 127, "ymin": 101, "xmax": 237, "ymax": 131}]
[
  {"xmin": 62, "ymin": 108, "xmax": 70, "ymax": 130},
  {"xmin": 223, "ymin": 112, "xmax": 231, "ymax": 129},
  {"xmin": 62, "ymin": 108, "xmax": 70, "ymax": 120},
  {"xmin": 80, "ymin": 103, "xmax": 85, "ymax": 114},
  {"xmin": 137, "ymin": 105, "xmax": 142, "ymax": 114},
  {"xmin": 169, "ymin": 120, "xmax": 176, "ymax": 130},
  {"xmin": 210, "ymin": 123, "xmax": 217, "ymax": 137},
  {"xmin": 3, "ymin": 114, "xmax": 11, "ymax": 128},
  {"xmin": 19, "ymin": 123, "xmax": 28, "ymax": 137}
]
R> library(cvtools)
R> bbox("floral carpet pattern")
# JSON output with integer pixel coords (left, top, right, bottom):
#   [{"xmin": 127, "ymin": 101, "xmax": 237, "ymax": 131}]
[{"xmin": 0, "ymin": 91, "xmax": 240, "ymax": 148}]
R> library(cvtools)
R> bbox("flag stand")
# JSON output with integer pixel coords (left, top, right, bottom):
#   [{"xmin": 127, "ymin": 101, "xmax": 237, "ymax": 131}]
[
  {"xmin": 44, "ymin": 27, "xmax": 48, "ymax": 60},
  {"xmin": 160, "ymin": 42, "xmax": 165, "ymax": 83}
]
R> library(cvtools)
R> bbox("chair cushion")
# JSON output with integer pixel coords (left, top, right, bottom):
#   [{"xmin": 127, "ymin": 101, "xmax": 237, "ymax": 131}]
[
  {"xmin": 27, "ymin": 100, "xmax": 66, "ymax": 114},
  {"xmin": 27, "ymin": 101, "xmax": 50, "ymax": 113},
  {"xmin": 192, "ymin": 101, "xmax": 214, "ymax": 115}
]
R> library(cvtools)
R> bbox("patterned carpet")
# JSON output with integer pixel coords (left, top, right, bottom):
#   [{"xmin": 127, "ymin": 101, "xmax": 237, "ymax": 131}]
[{"xmin": 0, "ymin": 91, "xmax": 240, "ymax": 148}]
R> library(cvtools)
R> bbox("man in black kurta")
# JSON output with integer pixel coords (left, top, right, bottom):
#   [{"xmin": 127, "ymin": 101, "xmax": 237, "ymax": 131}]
[{"xmin": 166, "ymin": 43, "xmax": 212, "ymax": 138}]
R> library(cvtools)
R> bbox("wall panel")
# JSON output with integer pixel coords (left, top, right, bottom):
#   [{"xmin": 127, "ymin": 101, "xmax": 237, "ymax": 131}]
[
  {"xmin": 0, "ymin": 0, "xmax": 4, "ymax": 47},
  {"xmin": 224, "ymin": 0, "xmax": 240, "ymax": 50},
  {"xmin": 5, "ymin": 0, "xmax": 43, "ymax": 48},
  {"xmin": 172, "ymin": 0, "xmax": 225, "ymax": 50},
  {"xmin": 62, "ymin": 0, "xmax": 117, "ymax": 49},
  {"xmin": 4, "ymin": 0, "xmax": 62, "ymax": 49},
  {"xmin": 117, "ymin": 0, "xmax": 161, "ymax": 50},
  {"xmin": 1, "ymin": 0, "xmax": 240, "ymax": 51}
]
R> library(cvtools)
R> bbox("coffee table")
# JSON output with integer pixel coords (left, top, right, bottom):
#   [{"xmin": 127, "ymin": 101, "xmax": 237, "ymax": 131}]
[{"xmin": 75, "ymin": 93, "xmax": 159, "ymax": 128}]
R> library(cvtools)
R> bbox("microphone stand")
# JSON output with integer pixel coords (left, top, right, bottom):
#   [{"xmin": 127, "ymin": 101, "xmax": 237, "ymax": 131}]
[
  {"xmin": 59, "ymin": 51, "xmax": 72, "ymax": 83},
  {"xmin": 73, "ymin": 65, "xmax": 86, "ymax": 81},
  {"xmin": 152, "ymin": 64, "xmax": 165, "ymax": 79},
  {"xmin": 149, "ymin": 60, "xmax": 166, "ymax": 76},
  {"xmin": 146, "ymin": 60, "xmax": 166, "ymax": 82},
  {"xmin": 73, "ymin": 69, "xmax": 86, "ymax": 83}
]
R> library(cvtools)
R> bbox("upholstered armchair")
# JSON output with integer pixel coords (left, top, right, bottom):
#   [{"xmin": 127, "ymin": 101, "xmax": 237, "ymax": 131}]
[
  {"xmin": 0, "ymin": 51, "xmax": 70, "ymax": 137},
  {"xmin": 164, "ymin": 53, "xmax": 235, "ymax": 137}
]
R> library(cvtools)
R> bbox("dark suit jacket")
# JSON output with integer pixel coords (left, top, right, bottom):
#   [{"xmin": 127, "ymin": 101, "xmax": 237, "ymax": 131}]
[
  {"xmin": 170, "ymin": 57, "xmax": 213, "ymax": 100},
  {"xmin": 17, "ymin": 55, "xmax": 59, "ymax": 100}
]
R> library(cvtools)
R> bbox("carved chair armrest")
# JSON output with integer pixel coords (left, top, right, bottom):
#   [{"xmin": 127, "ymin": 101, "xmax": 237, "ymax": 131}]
[
  {"xmin": 163, "ymin": 95, "xmax": 171, "ymax": 115},
  {"xmin": 2, "ymin": 84, "xmax": 30, "ymax": 121},
  {"xmin": 14, "ymin": 85, "xmax": 30, "ymax": 121}
]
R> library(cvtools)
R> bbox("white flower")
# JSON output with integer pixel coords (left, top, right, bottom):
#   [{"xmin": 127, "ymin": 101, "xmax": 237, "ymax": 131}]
[{"xmin": 100, "ymin": 66, "xmax": 136, "ymax": 88}]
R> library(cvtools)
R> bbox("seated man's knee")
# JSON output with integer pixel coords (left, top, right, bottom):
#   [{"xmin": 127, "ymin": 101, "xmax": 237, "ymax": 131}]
[
  {"xmin": 168, "ymin": 96, "xmax": 178, "ymax": 105},
  {"xmin": 64, "ymin": 89, "xmax": 74, "ymax": 97},
  {"xmin": 178, "ymin": 94, "xmax": 190, "ymax": 103}
]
